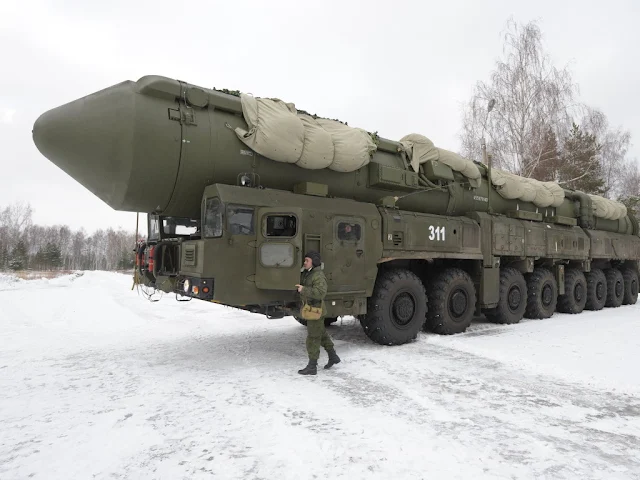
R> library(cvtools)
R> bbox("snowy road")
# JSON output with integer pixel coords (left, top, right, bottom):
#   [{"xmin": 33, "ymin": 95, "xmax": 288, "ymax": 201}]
[{"xmin": 1, "ymin": 272, "xmax": 639, "ymax": 479}]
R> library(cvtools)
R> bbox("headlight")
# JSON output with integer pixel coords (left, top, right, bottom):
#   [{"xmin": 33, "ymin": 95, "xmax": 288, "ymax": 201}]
[{"xmin": 183, "ymin": 279, "xmax": 190, "ymax": 293}]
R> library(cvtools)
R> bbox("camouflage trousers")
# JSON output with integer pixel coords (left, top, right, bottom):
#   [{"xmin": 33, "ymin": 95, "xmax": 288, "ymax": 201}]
[{"xmin": 306, "ymin": 318, "xmax": 334, "ymax": 361}]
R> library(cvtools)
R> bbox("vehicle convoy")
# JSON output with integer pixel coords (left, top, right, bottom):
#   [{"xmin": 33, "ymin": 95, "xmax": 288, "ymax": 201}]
[{"xmin": 32, "ymin": 75, "xmax": 640, "ymax": 345}]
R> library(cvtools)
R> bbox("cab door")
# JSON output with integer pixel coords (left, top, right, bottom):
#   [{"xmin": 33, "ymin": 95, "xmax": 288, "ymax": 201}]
[
  {"xmin": 327, "ymin": 216, "xmax": 366, "ymax": 291},
  {"xmin": 255, "ymin": 207, "xmax": 303, "ymax": 290}
]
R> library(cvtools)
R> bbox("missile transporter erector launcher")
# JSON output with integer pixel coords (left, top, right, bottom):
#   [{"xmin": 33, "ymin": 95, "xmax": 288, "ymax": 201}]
[{"xmin": 33, "ymin": 75, "xmax": 640, "ymax": 345}]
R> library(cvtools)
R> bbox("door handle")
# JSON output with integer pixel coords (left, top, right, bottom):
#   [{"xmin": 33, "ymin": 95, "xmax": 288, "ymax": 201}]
[{"xmin": 356, "ymin": 249, "xmax": 363, "ymax": 257}]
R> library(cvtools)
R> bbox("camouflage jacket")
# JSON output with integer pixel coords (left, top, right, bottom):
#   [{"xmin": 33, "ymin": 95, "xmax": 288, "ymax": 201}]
[{"xmin": 299, "ymin": 266, "xmax": 327, "ymax": 317}]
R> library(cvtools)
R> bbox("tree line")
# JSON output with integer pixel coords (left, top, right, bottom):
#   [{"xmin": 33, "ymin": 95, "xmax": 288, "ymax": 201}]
[
  {"xmin": 459, "ymin": 19, "xmax": 639, "ymax": 216},
  {"xmin": 0, "ymin": 202, "xmax": 138, "ymax": 272}
]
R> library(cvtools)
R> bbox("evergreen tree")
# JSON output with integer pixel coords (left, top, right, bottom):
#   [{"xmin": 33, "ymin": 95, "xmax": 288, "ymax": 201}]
[
  {"xmin": 118, "ymin": 248, "xmax": 135, "ymax": 270},
  {"xmin": 44, "ymin": 242, "xmax": 63, "ymax": 269},
  {"xmin": 33, "ymin": 248, "xmax": 46, "ymax": 270},
  {"xmin": 0, "ymin": 244, "xmax": 8, "ymax": 270},
  {"xmin": 558, "ymin": 123, "xmax": 606, "ymax": 195},
  {"xmin": 529, "ymin": 128, "xmax": 560, "ymax": 181},
  {"xmin": 9, "ymin": 240, "xmax": 28, "ymax": 271}
]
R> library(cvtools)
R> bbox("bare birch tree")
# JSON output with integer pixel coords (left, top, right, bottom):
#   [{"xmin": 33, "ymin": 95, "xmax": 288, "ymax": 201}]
[
  {"xmin": 459, "ymin": 19, "xmax": 579, "ymax": 177},
  {"xmin": 580, "ymin": 108, "xmax": 632, "ymax": 198}
]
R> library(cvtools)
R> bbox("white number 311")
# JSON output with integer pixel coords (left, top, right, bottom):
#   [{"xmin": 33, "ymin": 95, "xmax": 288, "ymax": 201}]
[{"xmin": 429, "ymin": 225, "xmax": 446, "ymax": 241}]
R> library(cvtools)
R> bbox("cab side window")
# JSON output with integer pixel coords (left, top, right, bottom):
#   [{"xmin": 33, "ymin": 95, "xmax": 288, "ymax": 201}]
[
  {"xmin": 228, "ymin": 205, "xmax": 255, "ymax": 235},
  {"xmin": 266, "ymin": 215, "xmax": 297, "ymax": 237},
  {"xmin": 337, "ymin": 221, "xmax": 361, "ymax": 242}
]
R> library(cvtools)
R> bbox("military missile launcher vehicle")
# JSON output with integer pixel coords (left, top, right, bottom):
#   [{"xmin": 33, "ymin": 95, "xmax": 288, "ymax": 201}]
[{"xmin": 33, "ymin": 75, "xmax": 640, "ymax": 345}]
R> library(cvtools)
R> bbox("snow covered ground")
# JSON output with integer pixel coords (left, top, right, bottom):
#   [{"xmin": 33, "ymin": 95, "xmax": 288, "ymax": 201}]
[{"xmin": 1, "ymin": 271, "xmax": 639, "ymax": 480}]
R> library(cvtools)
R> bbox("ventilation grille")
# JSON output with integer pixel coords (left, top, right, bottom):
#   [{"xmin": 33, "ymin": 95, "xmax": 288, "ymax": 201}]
[
  {"xmin": 183, "ymin": 245, "xmax": 197, "ymax": 266},
  {"xmin": 393, "ymin": 232, "xmax": 403, "ymax": 246}
]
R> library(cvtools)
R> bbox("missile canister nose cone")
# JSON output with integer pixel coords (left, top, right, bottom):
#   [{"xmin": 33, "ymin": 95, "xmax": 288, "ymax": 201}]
[
  {"xmin": 32, "ymin": 79, "xmax": 182, "ymax": 214},
  {"xmin": 33, "ymin": 83, "xmax": 134, "ymax": 210}
]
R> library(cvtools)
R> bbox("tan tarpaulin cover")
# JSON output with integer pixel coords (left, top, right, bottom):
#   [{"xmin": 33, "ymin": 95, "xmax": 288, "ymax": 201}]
[
  {"xmin": 235, "ymin": 94, "xmax": 304, "ymax": 164},
  {"xmin": 297, "ymin": 114, "xmax": 334, "ymax": 170},
  {"xmin": 490, "ymin": 170, "xmax": 565, "ymax": 208},
  {"xmin": 588, "ymin": 194, "xmax": 628, "ymax": 220},
  {"xmin": 315, "ymin": 119, "xmax": 377, "ymax": 172},
  {"xmin": 234, "ymin": 94, "xmax": 377, "ymax": 172},
  {"xmin": 491, "ymin": 171, "xmax": 628, "ymax": 217},
  {"xmin": 398, "ymin": 134, "xmax": 481, "ymax": 187}
]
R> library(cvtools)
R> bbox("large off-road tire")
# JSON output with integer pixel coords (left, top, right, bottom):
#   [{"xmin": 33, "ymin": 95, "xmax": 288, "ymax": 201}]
[
  {"xmin": 604, "ymin": 268, "xmax": 624, "ymax": 308},
  {"xmin": 361, "ymin": 269, "xmax": 427, "ymax": 345},
  {"xmin": 584, "ymin": 269, "xmax": 607, "ymax": 311},
  {"xmin": 524, "ymin": 268, "xmax": 557, "ymax": 319},
  {"xmin": 557, "ymin": 269, "xmax": 587, "ymax": 314},
  {"xmin": 424, "ymin": 268, "xmax": 476, "ymax": 334},
  {"xmin": 621, "ymin": 268, "xmax": 639, "ymax": 305},
  {"xmin": 295, "ymin": 316, "xmax": 339, "ymax": 327},
  {"xmin": 485, "ymin": 267, "xmax": 527, "ymax": 324}
]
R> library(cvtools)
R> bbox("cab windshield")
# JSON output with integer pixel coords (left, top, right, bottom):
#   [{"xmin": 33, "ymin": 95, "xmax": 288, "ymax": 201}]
[
  {"xmin": 204, "ymin": 198, "xmax": 223, "ymax": 238},
  {"xmin": 148, "ymin": 215, "xmax": 199, "ymax": 240}
]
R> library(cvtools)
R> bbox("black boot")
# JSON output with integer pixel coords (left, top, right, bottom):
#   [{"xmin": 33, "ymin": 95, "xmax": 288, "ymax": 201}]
[
  {"xmin": 324, "ymin": 349, "xmax": 341, "ymax": 369},
  {"xmin": 298, "ymin": 359, "xmax": 317, "ymax": 375}
]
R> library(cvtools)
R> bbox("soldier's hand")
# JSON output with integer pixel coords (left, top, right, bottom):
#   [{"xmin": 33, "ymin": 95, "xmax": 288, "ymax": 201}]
[{"xmin": 295, "ymin": 284, "xmax": 303, "ymax": 293}]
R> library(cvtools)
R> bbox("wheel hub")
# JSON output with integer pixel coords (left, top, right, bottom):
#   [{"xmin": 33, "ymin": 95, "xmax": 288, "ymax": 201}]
[
  {"xmin": 392, "ymin": 292, "xmax": 415, "ymax": 326},
  {"xmin": 615, "ymin": 280, "xmax": 623, "ymax": 297},
  {"xmin": 574, "ymin": 283, "xmax": 584, "ymax": 303},
  {"xmin": 507, "ymin": 285, "xmax": 522, "ymax": 312},
  {"xmin": 596, "ymin": 282, "xmax": 605, "ymax": 300},
  {"xmin": 542, "ymin": 284, "xmax": 553, "ymax": 307},
  {"xmin": 449, "ymin": 289, "xmax": 468, "ymax": 318}
]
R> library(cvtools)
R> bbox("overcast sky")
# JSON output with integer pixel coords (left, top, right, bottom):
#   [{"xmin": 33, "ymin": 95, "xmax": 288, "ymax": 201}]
[{"xmin": 1, "ymin": 0, "xmax": 638, "ymax": 234}]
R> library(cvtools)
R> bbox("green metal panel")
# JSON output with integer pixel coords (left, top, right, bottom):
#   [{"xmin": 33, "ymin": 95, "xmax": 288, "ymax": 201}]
[
  {"xmin": 479, "ymin": 266, "xmax": 500, "ymax": 308},
  {"xmin": 162, "ymin": 81, "xmax": 214, "ymax": 215},
  {"xmin": 586, "ymin": 230, "xmax": 640, "ymax": 259},
  {"xmin": 492, "ymin": 217, "xmax": 525, "ymax": 256},
  {"xmin": 423, "ymin": 160, "xmax": 455, "ymax": 182},
  {"xmin": 507, "ymin": 210, "xmax": 543, "ymax": 222},
  {"xmin": 294, "ymin": 182, "xmax": 328, "ymax": 197},
  {"xmin": 380, "ymin": 208, "xmax": 482, "ymax": 259},
  {"xmin": 545, "ymin": 226, "xmax": 589, "ymax": 260},
  {"xmin": 368, "ymin": 163, "xmax": 421, "ymax": 191},
  {"xmin": 545, "ymin": 215, "xmax": 578, "ymax": 226},
  {"xmin": 524, "ymin": 224, "xmax": 547, "ymax": 258}
]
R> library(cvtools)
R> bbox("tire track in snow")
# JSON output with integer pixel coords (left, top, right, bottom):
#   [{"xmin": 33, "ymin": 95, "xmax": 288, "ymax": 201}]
[{"xmin": 318, "ymin": 338, "xmax": 640, "ymax": 479}]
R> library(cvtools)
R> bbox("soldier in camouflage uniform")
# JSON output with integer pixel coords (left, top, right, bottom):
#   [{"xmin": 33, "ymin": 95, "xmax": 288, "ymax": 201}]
[{"xmin": 296, "ymin": 251, "xmax": 341, "ymax": 375}]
